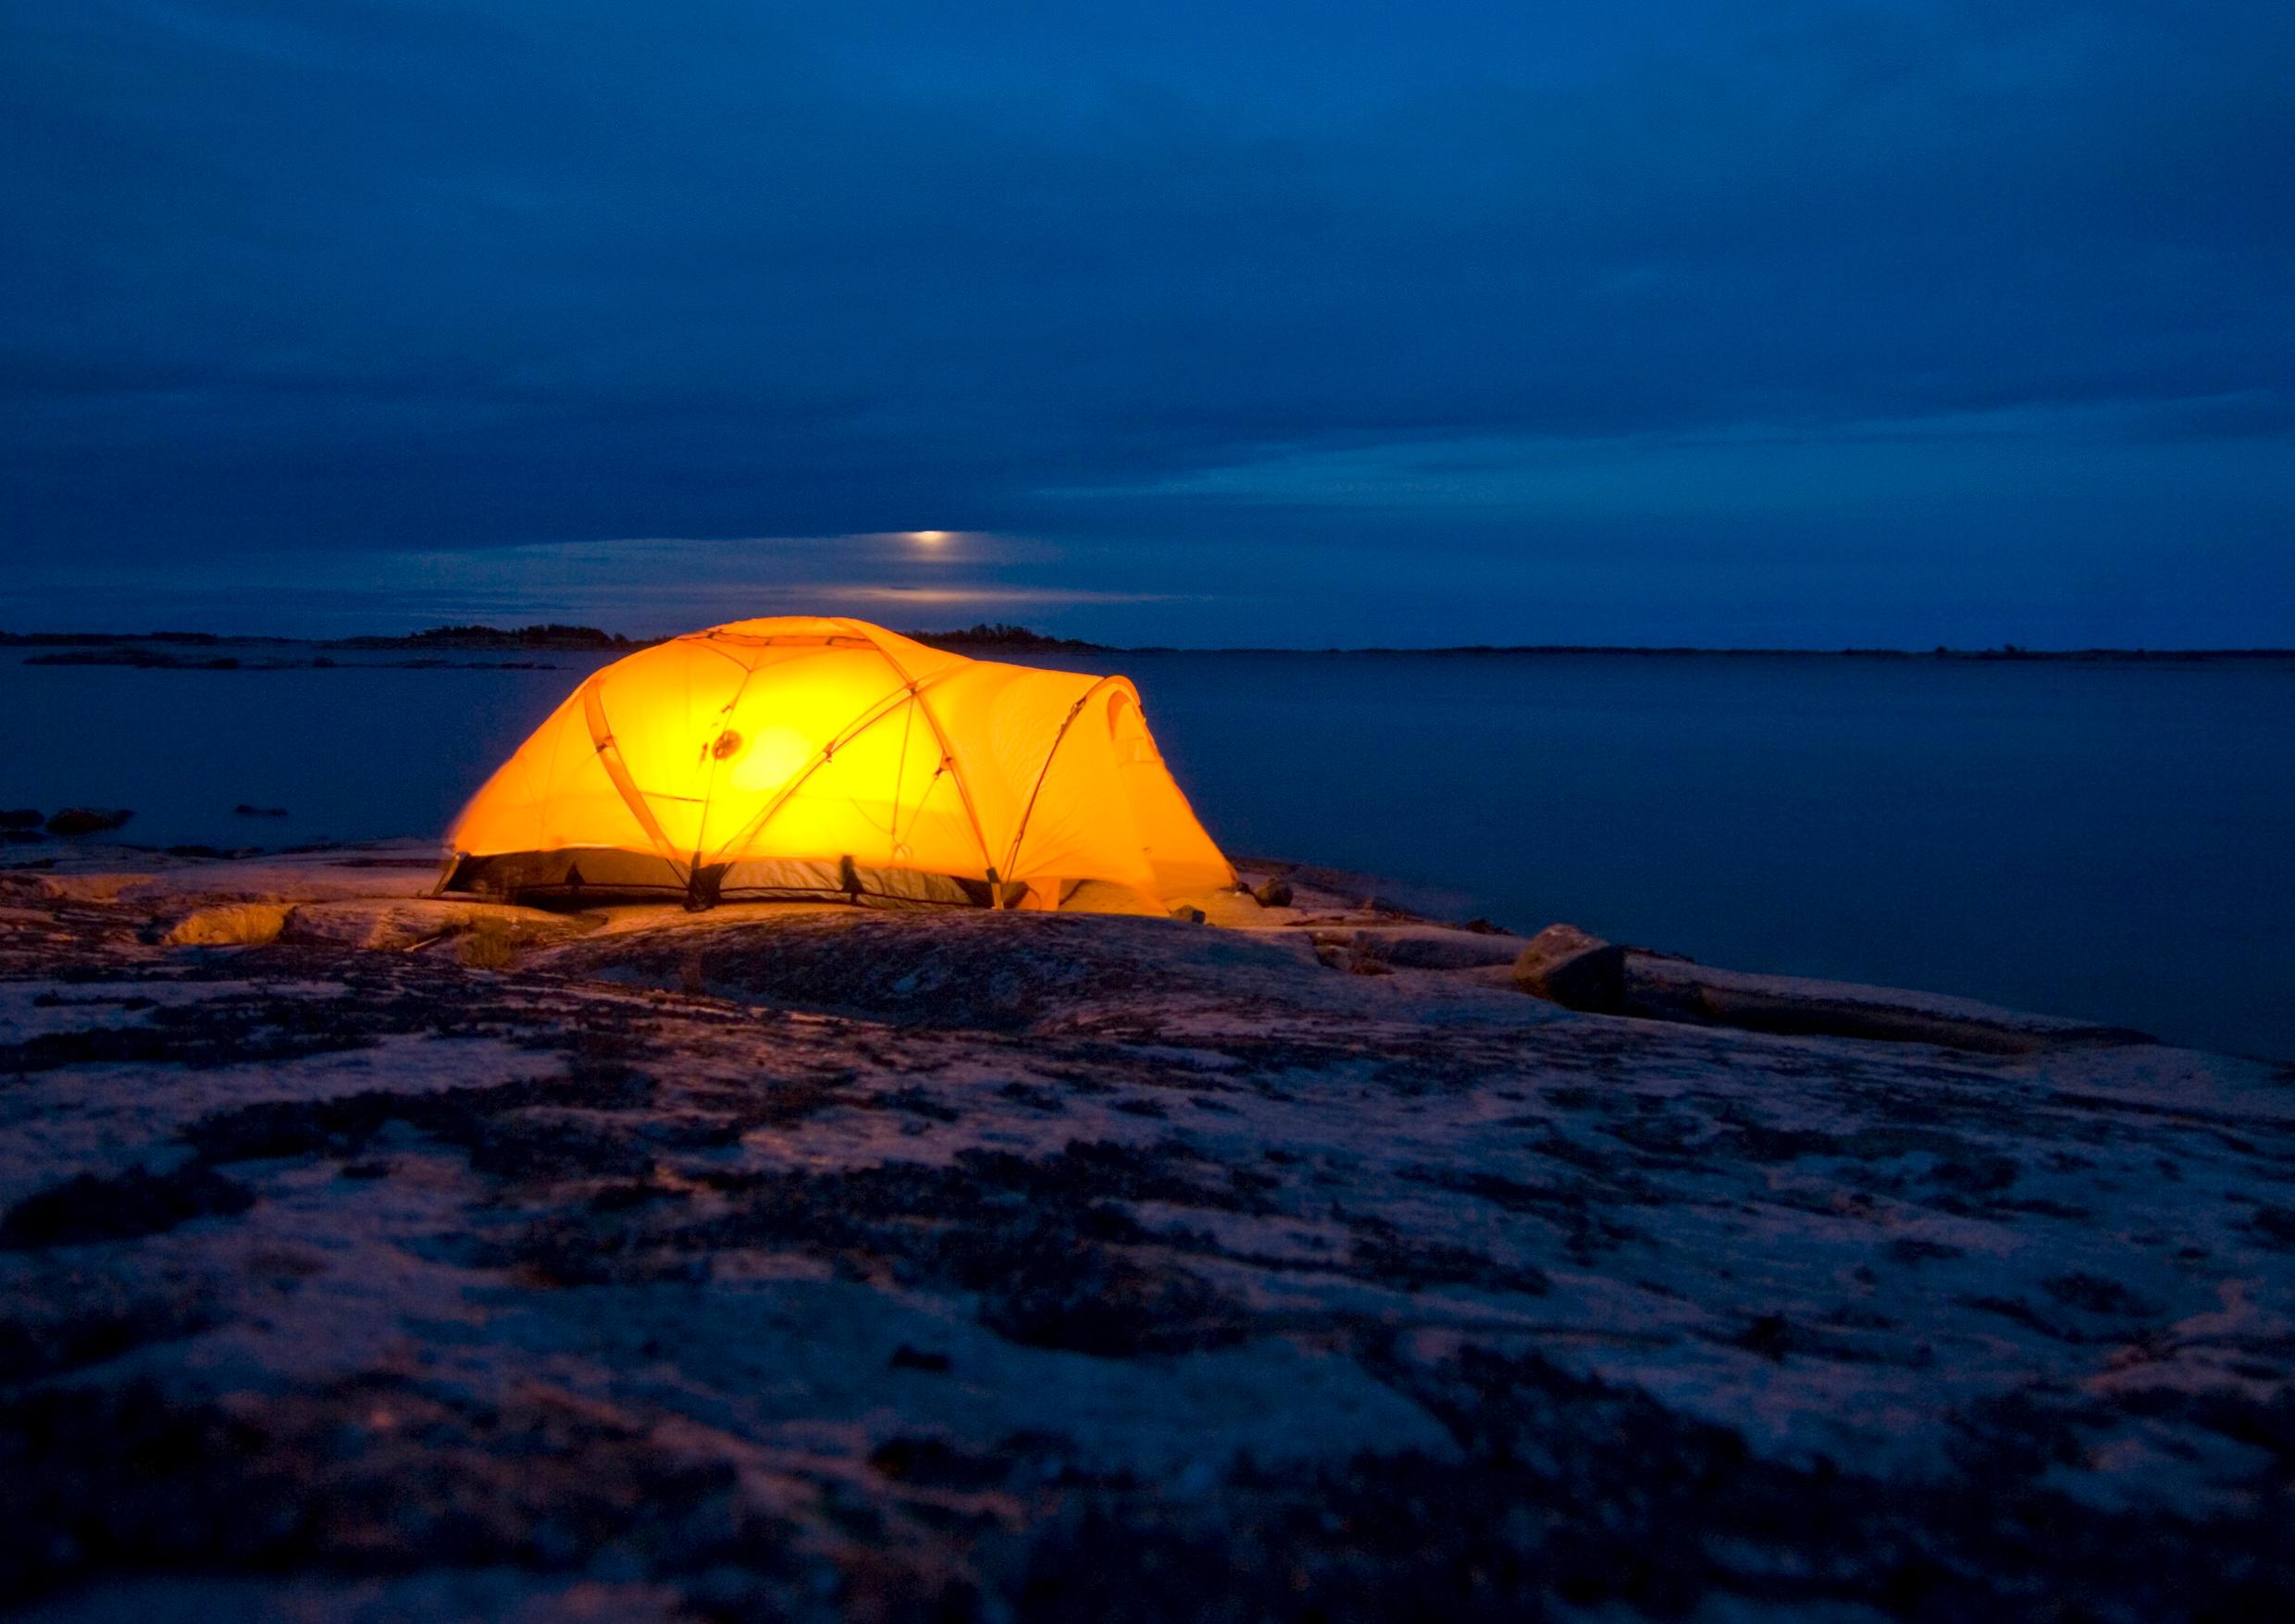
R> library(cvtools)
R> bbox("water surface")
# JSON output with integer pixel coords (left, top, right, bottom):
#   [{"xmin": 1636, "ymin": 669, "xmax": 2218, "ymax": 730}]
[{"xmin": 6, "ymin": 647, "xmax": 2289, "ymax": 1058}]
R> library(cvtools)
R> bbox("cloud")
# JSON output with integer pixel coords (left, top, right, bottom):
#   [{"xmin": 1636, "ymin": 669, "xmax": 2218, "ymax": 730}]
[
  {"xmin": 0, "ymin": 530, "xmax": 1178, "ymax": 638},
  {"xmin": 1, "ymin": 2, "xmax": 2289, "ymax": 642},
  {"xmin": 1051, "ymin": 394, "xmax": 2295, "ymax": 516}
]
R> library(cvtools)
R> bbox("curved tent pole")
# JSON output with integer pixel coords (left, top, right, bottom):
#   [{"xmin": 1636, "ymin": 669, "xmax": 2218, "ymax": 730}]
[
  {"xmin": 685, "ymin": 638, "xmax": 771, "ymax": 874},
  {"xmin": 682, "ymin": 631, "xmax": 762, "ymax": 676},
  {"xmin": 999, "ymin": 675, "xmax": 1127, "ymax": 890},
  {"xmin": 697, "ymin": 674, "xmax": 937, "ymax": 870},
  {"xmin": 884, "ymin": 686, "xmax": 918, "ymax": 867},
  {"xmin": 580, "ymin": 676, "xmax": 689, "ymax": 880},
  {"xmin": 684, "ymin": 630, "xmax": 901, "ymax": 890},
  {"xmin": 830, "ymin": 619, "xmax": 1002, "ymax": 895}
]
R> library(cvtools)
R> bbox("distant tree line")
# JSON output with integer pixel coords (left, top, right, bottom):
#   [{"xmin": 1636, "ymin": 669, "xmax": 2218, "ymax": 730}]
[
  {"xmin": 905, "ymin": 623, "xmax": 1108, "ymax": 653},
  {"xmin": 330, "ymin": 625, "xmax": 646, "ymax": 651}
]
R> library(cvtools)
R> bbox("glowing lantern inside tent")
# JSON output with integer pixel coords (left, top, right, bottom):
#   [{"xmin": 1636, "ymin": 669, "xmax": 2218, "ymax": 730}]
[{"xmin": 439, "ymin": 615, "xmax": 1233, "ymax": 909}]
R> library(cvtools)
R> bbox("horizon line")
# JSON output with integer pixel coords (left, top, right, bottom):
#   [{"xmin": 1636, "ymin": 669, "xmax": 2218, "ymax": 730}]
[{"xmin": 4, "ymin": 626, "xmax": 2293, "ymax": 661}]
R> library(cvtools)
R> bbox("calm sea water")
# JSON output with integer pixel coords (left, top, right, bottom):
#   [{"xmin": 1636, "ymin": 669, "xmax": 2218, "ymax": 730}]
[{"xmin": 6, "ymin": 647, "xmax": 2290, "ymax": 1059}]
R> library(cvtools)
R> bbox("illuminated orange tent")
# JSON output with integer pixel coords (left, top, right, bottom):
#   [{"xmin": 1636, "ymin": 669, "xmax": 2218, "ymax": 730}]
[{"xmin": 440, "ymin": 616, "xmax": 1233, "ymax": 910}]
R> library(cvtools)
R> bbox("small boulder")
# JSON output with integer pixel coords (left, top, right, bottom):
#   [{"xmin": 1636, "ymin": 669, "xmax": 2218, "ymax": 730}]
[
  {"xmin": 1170, "ymin": 888, "xmax": 1266, "ymax": 926},
  {"xmin": 1511, "ymin": 924, "xmax": 1627, "ymax": 1012},
  {"xmin": 0, "ymin": 809, "xmax": 41, "ymax": 830},
  {"xmin": 44, "ymin": 807, "xmax": 133, "ymax": 837},
  {"xmin": 1251, "ymin": 875, "xmax": 1295, "ymax": 908},
  {"xmin": 166, "ymin": 903, "xmax": 292, "ymax": 947}
]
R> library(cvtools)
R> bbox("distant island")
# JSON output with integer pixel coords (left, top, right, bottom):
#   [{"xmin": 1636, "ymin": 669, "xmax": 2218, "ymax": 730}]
[{"xmin": 329, "ymin": 623, "xmax": 648, "ymax": 651}]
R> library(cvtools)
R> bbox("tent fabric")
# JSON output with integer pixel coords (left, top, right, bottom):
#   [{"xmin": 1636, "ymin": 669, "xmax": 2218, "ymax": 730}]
[{"xmin": 440, "ymin": 616, "xmax": 1233, "ymax": 909}]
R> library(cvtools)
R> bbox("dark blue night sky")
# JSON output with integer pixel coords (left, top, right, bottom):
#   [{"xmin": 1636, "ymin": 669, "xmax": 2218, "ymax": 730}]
[{"xmin": 5, "ymin": 2, "xmax": 2289, "ymax": 644}]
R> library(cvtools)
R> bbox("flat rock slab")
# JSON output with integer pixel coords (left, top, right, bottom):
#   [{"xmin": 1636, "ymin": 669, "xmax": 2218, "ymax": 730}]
[
  {"xmin": 1624, "ymin": 953, "xmax": 2163, "ymax": 1055},
  {"xmin": 0, "ymin": 852, "xmax": 2291, "ymax": 1621}
]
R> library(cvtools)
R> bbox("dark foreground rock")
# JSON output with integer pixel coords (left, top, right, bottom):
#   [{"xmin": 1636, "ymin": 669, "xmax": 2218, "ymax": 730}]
[{"xmin": 0, "ymin": 847, "xmax": 2289, "ymax": 1622}]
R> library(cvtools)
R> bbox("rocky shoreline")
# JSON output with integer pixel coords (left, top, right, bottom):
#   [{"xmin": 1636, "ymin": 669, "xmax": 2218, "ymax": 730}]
[{"xmin": 3, "ymin": 846, "xmax": 2290, "ymax": 1621}]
